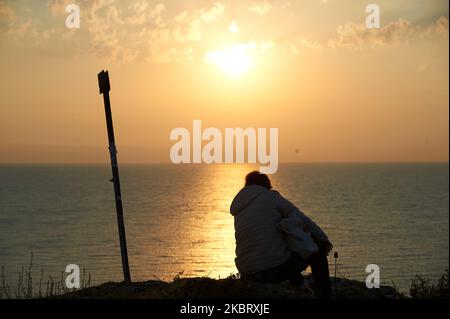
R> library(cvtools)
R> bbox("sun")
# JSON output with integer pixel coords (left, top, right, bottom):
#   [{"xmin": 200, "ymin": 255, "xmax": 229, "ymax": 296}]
[
  {"xmin": 205, "ymin": 43, "xmax": 255, "ymax": 78},
  {"xmin": 219, "ymin": 46, "xmax": 251, "ymax": 77}
]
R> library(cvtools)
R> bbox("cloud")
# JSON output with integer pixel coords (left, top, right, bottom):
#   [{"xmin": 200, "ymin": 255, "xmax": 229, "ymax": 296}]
[
  {"xmin": 47, "ymin": 0, "xmax": 73, "ymax": 16},
  {"xmin": 249, "ymin": 1, "xmax": 272, "ymax": 15},
  {"xmin": 299, "ymin": 37, "xmax": 322, "ymax": 50},
  {"xmin": 0, "ymin": 0, "xmax": 15, "ymax": 29},
  {"xmin": 172, "ymin": 2, "xmax": 224, "ymax": 42},
  {"xmin": 329, "ymin": 19, "xmax": 416, "ymax": 48},
  {"xmin": 115, "ymin": 2, "xmax": 166, "ymax": 26},
  {"xmin": 0, "ymin": 0, "xmax": 13, "ymax": 17},
  {"xmin": 1, "ymin": 1, "xmax": 63, "ymax": 46},
  {"xmin": 287, "ymin": 37, "xmax": 322, "ymax": 56},
  {"xmin": 429, "ymin": 15, "xmax": 449, "ymax": 39},
  {"xmin": 329, "ymin": 16, "xmax": 449, "ymax": 49},
  {"xmin": 72, "ymin": 0, "xmax": 170, "ymax": 62},
  {"xmin": 260, "ymin": 41, "xmax": 275, "ymax": 53},
  {"xmin": 144, "ymin": 2, "xmax": 225, "ymax": 63},
  {"xmin": 150, "ymin": 3, "xmax": 165, "ymax": 25},
  {"xmin": 117, "ymin": 2, "xmax": 166, "ymax": 26},
  {"xmin": 128, "ymin": 0, "xmax": 150, "ymax": 14},
  {"xmin": 83, "ymin": 1, "xmax": 138, "ymax": 62},
  {"xmin": 0, "ymin": 0, "xmax": 272, "ymax": 65},
  {"xmin": 200, "ymin": 1, "xmax": 224, "ymax": 22}
]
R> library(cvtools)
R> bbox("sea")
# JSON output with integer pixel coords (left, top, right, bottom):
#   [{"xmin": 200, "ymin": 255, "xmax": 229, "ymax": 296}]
[{"xmin": 0, "ymin": 163, "xmax": 448, "ymax": 293}]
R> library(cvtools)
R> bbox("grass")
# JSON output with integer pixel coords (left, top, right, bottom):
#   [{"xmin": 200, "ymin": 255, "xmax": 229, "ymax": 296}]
[
  {"xmin": 410, "ymin": 269, "xmax": 448, "ymax": 299},
  {"xmin": 1, "ymin": 253, "xmax": 91, "ymax": 299},
  {"xmin": 1, "ymin": 254, "xmax": 448, "ymax": 299}
]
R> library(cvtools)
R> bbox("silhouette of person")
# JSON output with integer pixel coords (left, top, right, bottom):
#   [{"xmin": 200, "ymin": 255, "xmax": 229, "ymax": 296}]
[{"xmin": 230, "ymin": 171, "xmax": 332, "ymax": 298}]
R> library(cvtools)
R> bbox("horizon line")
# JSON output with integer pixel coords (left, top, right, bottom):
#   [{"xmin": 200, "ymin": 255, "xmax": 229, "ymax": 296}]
[{"xmin": 0, "ymin": 161, "xmax": 448, "ymax": 165}]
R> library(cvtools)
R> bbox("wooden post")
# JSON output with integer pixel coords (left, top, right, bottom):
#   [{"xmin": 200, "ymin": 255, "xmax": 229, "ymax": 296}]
[{"xmin": 97, "ymin": 70, "xmax": 132, "ymax": 284}]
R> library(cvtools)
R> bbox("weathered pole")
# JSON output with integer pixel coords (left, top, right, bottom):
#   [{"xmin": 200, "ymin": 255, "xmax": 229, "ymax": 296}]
[{"xmin": 97, "ymin": 70, "xmax": 131, "ymax": 284}]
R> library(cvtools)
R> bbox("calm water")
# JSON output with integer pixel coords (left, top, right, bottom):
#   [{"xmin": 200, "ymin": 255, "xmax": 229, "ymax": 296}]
[{"xmin": 0, "ymin": 163, "xmax": 448, "ymax": 293}]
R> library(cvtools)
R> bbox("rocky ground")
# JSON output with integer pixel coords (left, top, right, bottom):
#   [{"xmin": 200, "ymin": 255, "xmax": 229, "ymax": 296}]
[{"xmin": 54, "ymin": 275, "xmax": 403, "ymax": 299}]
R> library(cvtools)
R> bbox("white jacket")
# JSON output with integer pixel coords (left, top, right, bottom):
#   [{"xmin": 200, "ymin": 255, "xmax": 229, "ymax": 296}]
[
  {"xmin": 278, "ymin": 214, "xmax": 319, "ymax": 260},
  {"xmin": 230, "ymin": 185, "xmax": 329, "ymax": 274}
]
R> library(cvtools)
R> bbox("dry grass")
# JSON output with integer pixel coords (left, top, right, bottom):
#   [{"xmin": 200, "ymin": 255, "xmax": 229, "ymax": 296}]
[{"xmin": 1, "ymin": 253, "xmax": 91, "ymax": 299}]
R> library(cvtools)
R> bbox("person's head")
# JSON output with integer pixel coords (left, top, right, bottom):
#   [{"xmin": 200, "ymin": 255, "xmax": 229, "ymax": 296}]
[{"xmin": 245, "ymin": 171, "xmax": 272, "ymax": 190}]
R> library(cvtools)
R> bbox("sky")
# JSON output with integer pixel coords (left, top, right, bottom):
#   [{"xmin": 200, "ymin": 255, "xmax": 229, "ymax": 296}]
[{"xmin": 0, "ymin": 0, "xmax": 448, "ymax": 164}]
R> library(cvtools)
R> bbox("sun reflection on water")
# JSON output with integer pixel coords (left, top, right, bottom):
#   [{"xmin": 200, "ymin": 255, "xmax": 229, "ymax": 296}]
[{"xmin": 129, "ymin": 164, "xmax": 258, "ymax": 281}]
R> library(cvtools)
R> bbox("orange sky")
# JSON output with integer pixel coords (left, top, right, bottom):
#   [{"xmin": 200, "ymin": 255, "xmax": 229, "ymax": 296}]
[{"xmin": 0, "ymin": 0, "xmax": 448, "ymax": 163}]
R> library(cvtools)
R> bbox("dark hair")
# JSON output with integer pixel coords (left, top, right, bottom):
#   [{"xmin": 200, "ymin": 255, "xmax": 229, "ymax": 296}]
[{"xmin": 245, "ymin": 171, "xmax": 272, "ymax": 190}]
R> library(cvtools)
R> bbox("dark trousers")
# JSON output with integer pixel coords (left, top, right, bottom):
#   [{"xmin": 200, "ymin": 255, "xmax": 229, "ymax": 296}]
[{"xmin": 245, "ymin": 250, "xmax": 331, "ymax": 298}]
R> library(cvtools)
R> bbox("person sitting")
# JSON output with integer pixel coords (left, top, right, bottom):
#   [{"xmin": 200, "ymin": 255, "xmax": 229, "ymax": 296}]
[{"xmin": 230, "ymin": 171, "xmax": 333, "ymax": 298}]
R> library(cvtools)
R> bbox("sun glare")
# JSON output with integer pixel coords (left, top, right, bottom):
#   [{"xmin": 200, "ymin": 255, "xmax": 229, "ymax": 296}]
[{"xmin": 205, "ymin": 43, "xmax": 255, "ymax": 78}]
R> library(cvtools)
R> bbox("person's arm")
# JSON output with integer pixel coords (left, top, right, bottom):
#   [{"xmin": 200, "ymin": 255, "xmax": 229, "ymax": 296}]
[{"xmin": 274, "ymin": 191, "xmax": 331, "ymax": 248}]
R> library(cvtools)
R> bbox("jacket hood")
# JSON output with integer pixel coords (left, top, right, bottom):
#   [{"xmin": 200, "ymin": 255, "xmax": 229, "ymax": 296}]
[{"xmin": 230, "ymin": 185, "xmax": 267, "ymax": 216}]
